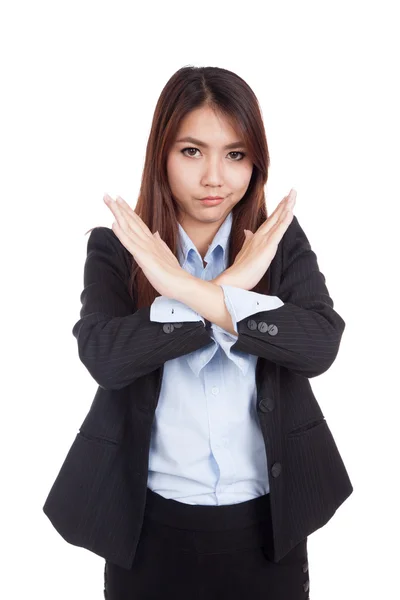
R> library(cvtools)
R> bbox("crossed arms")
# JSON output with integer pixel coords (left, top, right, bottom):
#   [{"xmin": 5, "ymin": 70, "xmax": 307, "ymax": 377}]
[{"xmin": 72, "ymin": 216, "xmax": 345, "ymax": 389}]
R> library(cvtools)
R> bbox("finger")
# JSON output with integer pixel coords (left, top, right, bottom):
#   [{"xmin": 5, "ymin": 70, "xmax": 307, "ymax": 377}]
[
  {"xmin": 115, "ymin": 196, "xmax": 153, "ymax": 238},
  {"xmin": 260, "ymin": 189, "xmax": 296, "ymax": 235},
  {"xmin": 105, "ymin": 195, "xmax": 130, "ymax": 233},
  {"xmin": 105, "ymin": 198, "xmax": 149, "ymax": 257},
  {"xmin": 111, "ymin": 214, "xmax": 148, "ymax": 260},
  {"xmin": 104, "ymin": 194, "xmax": 151, "ymax": 242},
  {"xmin": 266, "ymin": 209, "xmax": 294, "ymax": 246},
  {"xmin": 269, "ymin": 190, "xmax": 296, "ymax": 225},
  {"xmin": 243, "ymin": 230, "xmax": 253, "ymax": 245}
]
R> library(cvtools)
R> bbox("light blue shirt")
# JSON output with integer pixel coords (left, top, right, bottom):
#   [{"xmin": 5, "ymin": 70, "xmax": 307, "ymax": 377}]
[{"xmin": 148, "ymin": 211, "xmax": 284, "ymax": 505}]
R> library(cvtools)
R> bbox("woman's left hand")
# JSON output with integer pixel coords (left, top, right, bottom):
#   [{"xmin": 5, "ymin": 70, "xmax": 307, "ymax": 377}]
[{"xmin": 103, "ymin": 193, "xmax": 192, "ymax": 298}]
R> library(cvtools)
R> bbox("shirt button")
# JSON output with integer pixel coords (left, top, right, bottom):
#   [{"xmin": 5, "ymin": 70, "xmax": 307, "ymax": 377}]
[{"xmin": 212, "ymin": 386, "xmax": 219, "ymax": 395}]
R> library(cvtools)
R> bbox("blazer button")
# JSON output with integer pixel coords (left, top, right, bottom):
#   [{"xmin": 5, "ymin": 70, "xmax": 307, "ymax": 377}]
[
  {"xmin": 247, "ymin": 319, "xmax": 257, "ymax": 330},
  {"xmin": 173, "ymin": 322, "xmax": 183, "ymax": 328},
  {"xmin": 271, "ymin": 462, "xmax": 282, "ymax": 477},
  {"xmin": 162, "ymin": 323, "xmax": 174, "ymax": 334},
  {"xmin": 257, "ymin": 321, "xmax": 269, "ymax": 333},
  {"xmin": 303, "ymin": 580, "xmax": 310, "ymax": 593},
  {"xmin": 268, "ymin": 324, "xmax": 278, "ymax": 336},
  {"xmin": 302, "ymin": 560, "xmax": 309, "ymax": 573},
  {"xmin": 259, "ymin": 396, "xmax": 275, "ymax": 412}
]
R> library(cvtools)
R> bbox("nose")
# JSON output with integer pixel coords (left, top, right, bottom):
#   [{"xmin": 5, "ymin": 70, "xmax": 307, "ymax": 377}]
[{"xmin": 201, "ymin": 156, "xmax": 225, "ymax": 188}]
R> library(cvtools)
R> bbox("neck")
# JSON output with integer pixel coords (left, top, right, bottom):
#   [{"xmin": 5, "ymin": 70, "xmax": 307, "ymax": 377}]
[{"xmin": 178, "ymin": 216, "xmax": 226, "ymax": 260}]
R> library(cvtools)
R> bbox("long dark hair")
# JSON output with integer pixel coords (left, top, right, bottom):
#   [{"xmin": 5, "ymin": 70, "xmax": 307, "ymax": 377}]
[{"xmin": 86, "ymin": 65, "xmax": 272, "ymax": 309}]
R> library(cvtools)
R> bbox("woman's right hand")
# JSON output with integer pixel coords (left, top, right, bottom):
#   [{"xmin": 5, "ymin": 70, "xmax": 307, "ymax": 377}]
[{"xmin": 216, "ymin": 189, "xmax": 297, "ymax": 291}]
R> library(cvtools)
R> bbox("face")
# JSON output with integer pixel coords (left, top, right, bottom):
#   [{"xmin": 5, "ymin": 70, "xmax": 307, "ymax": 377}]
[{"xmin": 166, "ymin": 105, "xmax": 253, "ymax": 239}]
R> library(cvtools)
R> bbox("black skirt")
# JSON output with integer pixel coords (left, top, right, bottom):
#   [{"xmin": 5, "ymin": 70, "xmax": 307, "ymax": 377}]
[{"xmin": 104, "ymin": 487, "xmax": 310, "ymax": 600}]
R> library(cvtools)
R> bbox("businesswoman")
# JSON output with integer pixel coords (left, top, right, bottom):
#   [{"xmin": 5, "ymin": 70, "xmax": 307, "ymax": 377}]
[{"xmin": 43, "ymin": 65, "xmax": 353, "ymax": 599}]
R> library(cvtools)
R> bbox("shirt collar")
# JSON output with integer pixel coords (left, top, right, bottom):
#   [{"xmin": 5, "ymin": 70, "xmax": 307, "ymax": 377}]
[
  {"xmin": 177, "ymin": 210, "xmax": 232, "ymax": 267},
  {"xmin": 175, "ymin": 211, "xmax": 250, "ymax": 376}
]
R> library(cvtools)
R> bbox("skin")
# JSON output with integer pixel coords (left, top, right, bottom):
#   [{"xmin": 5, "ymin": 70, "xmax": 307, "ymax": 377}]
[
  {"xmin": 103, "ymin": 191, "xmax": 295, "ymax": 335},
  {"xmin": 166, "ymin": 104, "xmax": 254, "ymax": 263},
  {"xmin": 103, "ymin": 189, "xmax": 295, "ymax": 297},
  {"xmin": 102, "ymin": 104, "xmax": 296, "ymax": 332}
]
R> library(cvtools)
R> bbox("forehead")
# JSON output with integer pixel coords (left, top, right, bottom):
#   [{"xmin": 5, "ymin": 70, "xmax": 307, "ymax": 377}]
[{"xmin": 176, "ymin": 106, "xmax": 242, "ymax": 146}]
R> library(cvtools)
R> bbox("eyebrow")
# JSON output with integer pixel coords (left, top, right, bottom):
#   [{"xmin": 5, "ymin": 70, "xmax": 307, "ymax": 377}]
[{"xmin": 175, "ymin": 136, "xmax": 246, "ymax": 150}]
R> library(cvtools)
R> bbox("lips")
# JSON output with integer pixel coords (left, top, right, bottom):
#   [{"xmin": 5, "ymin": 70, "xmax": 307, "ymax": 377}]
[
  {"xmin": 199, "ymin": 197, "xmax": 225, "ymax": 206},
  {"xmin": 200, "ymin": 197, "xmax": 224, "ymax": 201}
]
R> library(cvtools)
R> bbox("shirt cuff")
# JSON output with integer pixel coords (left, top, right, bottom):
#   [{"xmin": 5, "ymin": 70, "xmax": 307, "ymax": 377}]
[
  {"xmin": 214, "ymin": 285, "xmax": 284, "ymax": 334},
  {"xmin": 150, "ymin": 295, "xmax": 205, "ymax": 324}
]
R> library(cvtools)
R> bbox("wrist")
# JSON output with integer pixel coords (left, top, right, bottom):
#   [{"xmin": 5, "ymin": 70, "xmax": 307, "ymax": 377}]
[
  {"xmin": 171, "ymin": 271, "xmax": 200, "ymax": 303},
  {"xmin": 212, "ymin": 268, "xmax": 236, "ymax": 287}
]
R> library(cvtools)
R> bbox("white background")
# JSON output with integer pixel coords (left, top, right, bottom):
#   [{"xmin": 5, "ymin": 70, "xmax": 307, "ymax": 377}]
[{"xmin": 1, "ymin": 0, "xmax": 399, "ymax": 598}]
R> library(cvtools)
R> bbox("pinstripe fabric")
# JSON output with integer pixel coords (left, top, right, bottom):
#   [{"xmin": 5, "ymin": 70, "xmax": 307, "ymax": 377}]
[
  {"xmin": 70, "ymin": 229, "xmax": 213, "ymax": 390},
  {"xmin": 42, "ymin": 214, "xmax": 353, "ymax": 570},
  {"xmin": 230, "ymin": 219, "xmax": 347, "ymax": 378}
]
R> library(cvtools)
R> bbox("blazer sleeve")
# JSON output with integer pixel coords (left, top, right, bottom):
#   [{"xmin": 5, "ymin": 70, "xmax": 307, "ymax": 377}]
[
  {"xmin": 72, "ymin": 227, "xmax": 214, "ymax": 390},
  {"xmin": 230, "ymin": 215, "xmax": 346, "ymax": 378}
]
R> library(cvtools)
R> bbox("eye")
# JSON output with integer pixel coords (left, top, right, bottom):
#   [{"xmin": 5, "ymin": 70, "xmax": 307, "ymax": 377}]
[
  {"xmin": 180, "ymin": 147, "xmax": 247, "ymax": 161},
  {"xmin": 228, "ymin": 151, "xmax": 246, "ymax": 161}
]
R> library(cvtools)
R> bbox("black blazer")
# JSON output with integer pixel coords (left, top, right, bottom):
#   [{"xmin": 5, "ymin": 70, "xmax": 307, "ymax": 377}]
[{"xmin": 42, "ymin": 214, "xmax": 353, "ymax": 570}]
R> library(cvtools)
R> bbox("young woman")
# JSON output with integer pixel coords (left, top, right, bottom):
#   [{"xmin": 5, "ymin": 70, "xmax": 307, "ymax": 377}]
[{"xmin": 43, "ymin": 65, "xmax": 353, "ymax": 599}]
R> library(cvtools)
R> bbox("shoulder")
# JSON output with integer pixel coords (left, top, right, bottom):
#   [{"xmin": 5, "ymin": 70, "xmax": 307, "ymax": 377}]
[
  {"xmin": 282, "ymin": 213, "xmax": 308, "ymax": 242},
  {"xmin": 87, "ymin": 225, "xmax": 121, "ymax": 247},
  {"xmin": 281, "ymin": 214, "xmax": 311, "ymax": 254},
  {"xmin": 87, "ymin": 226, "xmax": 129, "ymax": 254},
  {"xmin": 86, "ymin": 226, "xmax": 133, "ymax": 274},
  {"xmin": 278, "ymin": 214, "xmax": 316, "ymax": 278}
]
